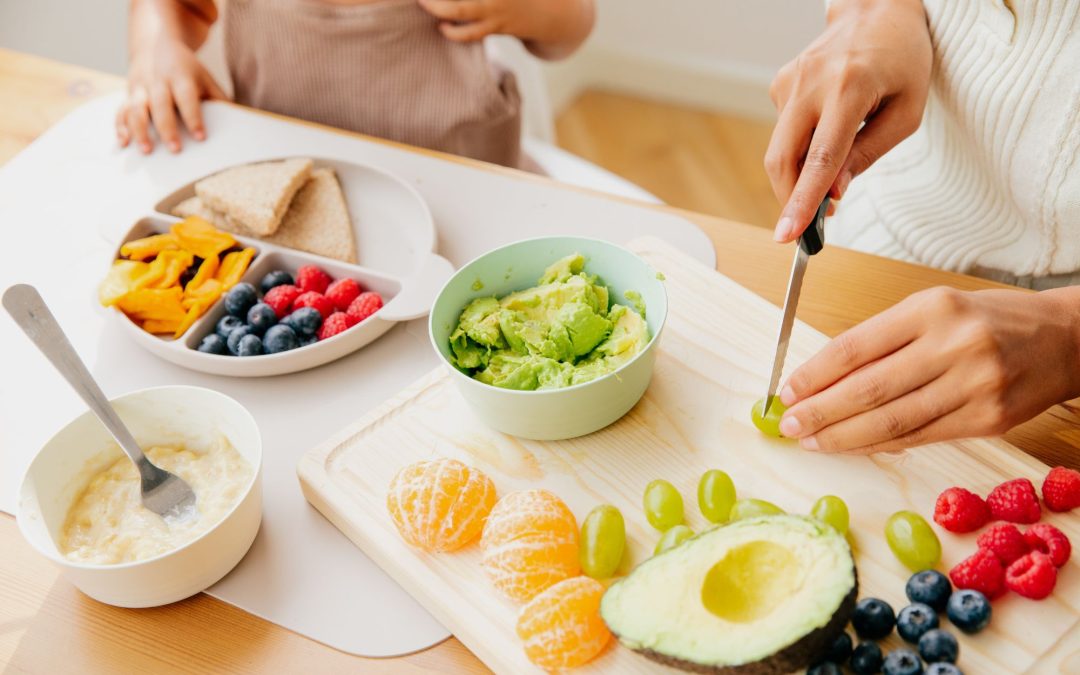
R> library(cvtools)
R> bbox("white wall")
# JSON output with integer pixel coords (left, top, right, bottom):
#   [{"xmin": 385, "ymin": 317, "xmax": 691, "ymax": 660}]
[
  {"xmin": 0, "ymin": 0, "xmax": 129, "ymax": 75},
  {"xmin": 546, "ymin": 0, "xmax": 826, "ymax": 119}
]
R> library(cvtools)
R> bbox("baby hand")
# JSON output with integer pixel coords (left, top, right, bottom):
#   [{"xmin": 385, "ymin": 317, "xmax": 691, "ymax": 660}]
[{"xmin": 417, "ymin": 0, "xmax": 592, "ymax": 58}]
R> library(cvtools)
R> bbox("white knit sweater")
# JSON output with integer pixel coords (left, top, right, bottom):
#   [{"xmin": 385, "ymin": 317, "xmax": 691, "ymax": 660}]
[{"xmin": 829, "ymin": 0, "xmax": 1080, "ymax": 287}]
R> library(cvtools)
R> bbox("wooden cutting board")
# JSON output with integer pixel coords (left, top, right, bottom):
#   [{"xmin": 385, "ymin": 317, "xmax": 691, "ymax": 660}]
[{"xmin": 298, "ymin": 237, "xmax": 1080, "ymax": 674}]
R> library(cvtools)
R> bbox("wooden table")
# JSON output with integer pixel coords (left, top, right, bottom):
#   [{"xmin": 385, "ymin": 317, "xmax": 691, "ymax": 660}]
[{"xmin": 2, "ymin": 48, "xmax": 1077, "ymax": 674}]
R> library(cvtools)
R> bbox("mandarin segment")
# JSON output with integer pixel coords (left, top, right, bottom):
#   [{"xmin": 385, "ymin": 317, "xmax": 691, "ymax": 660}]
[
  {"xmin": 386, "ymin": 459, "xmax": 496, "ymax": 552},
  {"xmin": 481, "ymin": 490, "xmax": 580, "ymax": 603},
  {"xmin": 516, "ymin": 576, "xmax": 611, "ymax": 669}
]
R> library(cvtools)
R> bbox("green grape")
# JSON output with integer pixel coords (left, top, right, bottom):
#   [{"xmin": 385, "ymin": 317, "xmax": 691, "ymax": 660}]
[
  {"xmin": 751, "ymin": 397, "xmax": 787, "ymax": 437},
  {"xmin": 643, "ymin": 479, "xmax": 684, "ymax": 531},
  {"xmin": 698, "ymin": 470, "xmax": 736, "ymax": 523},
  {"xmin": 729, "ymin": 498, "xmax": 784, "ymax": 521},
  {"xmin": 579, "ymin": 504, "xmax": 626, "ymax": 579},
  {"xmin": 654, "ymin": 524, "xmax": 694, "ymax": 555},
  {"xmin": 811, "ymin": 495, "xmax": 850, "ymax": 535},
  {"xmin": 885, "ymin": 510, "xmax": 941, "ymax": 572}
]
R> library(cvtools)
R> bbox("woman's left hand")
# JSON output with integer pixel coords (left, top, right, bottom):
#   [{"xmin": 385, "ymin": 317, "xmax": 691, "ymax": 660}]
[
  {"xmin": 777, "ymin": 286, "xmax": 1080, "ymax": 453},
  {"xmin": 417, "ymin": 0, "xmax": 593, "ymax": 59}
]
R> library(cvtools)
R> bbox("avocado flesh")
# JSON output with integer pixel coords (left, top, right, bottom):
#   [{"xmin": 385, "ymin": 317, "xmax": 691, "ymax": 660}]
[
  {"xmin": 601, "ymin": 515, "xmax": 857, "ymax": 674},
  {"xmin": 448, "ymin": 254, "xmax": 649, "ymax": 390}
]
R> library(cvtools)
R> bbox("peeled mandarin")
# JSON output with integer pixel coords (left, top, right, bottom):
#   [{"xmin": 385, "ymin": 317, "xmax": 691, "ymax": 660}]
[
  {"xmin": 386, "ymin": 459, "xmax": 496, "ymax": 552},
  {"xmin": 481, "ymin": 489, "xmax": 580, "ymax": 602},
  {"xmin": 516, "ymin": 576, "xmax": 611, "ymax": 669}
]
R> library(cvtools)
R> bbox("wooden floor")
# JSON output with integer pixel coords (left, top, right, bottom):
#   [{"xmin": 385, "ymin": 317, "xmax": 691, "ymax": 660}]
[{"xmin": 556, "ymin": 89, "xmax": 780, "ymax": 230}]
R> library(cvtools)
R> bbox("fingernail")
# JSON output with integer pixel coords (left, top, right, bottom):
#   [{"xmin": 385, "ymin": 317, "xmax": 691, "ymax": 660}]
[
  {"xmin": 773, "ymin": 217, "xmax": 793, "ymax": 242},
  {"xmin": 140, "ymin": 143, "xmax": 151, "ymax": 154},
  {"xmin": 169, "ymin": 141, "xmax": 180, "ymax": 153},
  {"xmin": 779, "ymin": 385, "xmax": 796, "ymax": 406},
  {"xmin": 838, "ymin": 171, "xmax": 852, "ymax": 198},
  {"xmin": 800, "ymin": 435, "xmax": 819, "ymax": 451},
  {"xmin": 779, "ymin": 415, "xmax": 801, "ymax": 437},
  {"xmin": 194, "ymin": 130, "xmax": 206, "ymax": 141}
]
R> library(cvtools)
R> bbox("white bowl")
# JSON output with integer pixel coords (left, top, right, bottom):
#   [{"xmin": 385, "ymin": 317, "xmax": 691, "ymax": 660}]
[
  {"xmin": 429, "ymin": 236, "xmax": 668, "ymax": 440},
  {"xmin": 17, "ymin": 386, "xmax": 262, "ymax": 608}
]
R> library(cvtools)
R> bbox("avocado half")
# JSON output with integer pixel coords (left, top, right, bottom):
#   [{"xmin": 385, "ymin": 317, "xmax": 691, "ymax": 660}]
[{"xmin": 601, "ymin": 514, "xmax": 857, "ymax": 674}]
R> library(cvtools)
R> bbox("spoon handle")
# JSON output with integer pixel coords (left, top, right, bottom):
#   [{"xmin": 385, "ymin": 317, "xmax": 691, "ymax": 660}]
[{"xmin": 3, "ymin": 284, "xmax": 148, "ymax": 466}]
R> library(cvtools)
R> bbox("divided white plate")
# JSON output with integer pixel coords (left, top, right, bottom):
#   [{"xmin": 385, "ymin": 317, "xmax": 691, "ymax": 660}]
[{"xmin": 108, "ymin": 157, "xmax": 454, "ymax": 377}]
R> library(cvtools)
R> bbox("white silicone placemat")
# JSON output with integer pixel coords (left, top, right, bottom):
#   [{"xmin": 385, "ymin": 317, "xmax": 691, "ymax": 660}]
[{"xmin": 0, "ymin": 94, "xmax": 716, "ymax": 657}]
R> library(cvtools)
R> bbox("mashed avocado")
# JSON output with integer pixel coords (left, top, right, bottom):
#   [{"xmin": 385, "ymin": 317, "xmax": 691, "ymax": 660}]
[{"xmin": 448, "ymin": 254, "xmax": 650, "ymax": 390}]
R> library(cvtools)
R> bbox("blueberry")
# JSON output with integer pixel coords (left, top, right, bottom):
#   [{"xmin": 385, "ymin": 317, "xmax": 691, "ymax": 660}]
[
  {"xmin": 808, "ymin": 663, "xmax": 842, "ymax": 675},
  {"xmin": 925, "ymin": 664, "xmax": 962, "ymax": 675},
  {"xmin": 227, "ymin": 325, "xmax": 255, "ymax": 355},
  {"xmin": 263, "ymin": 324, "xmax": 299, "ymax": 353},
  {"xmin": 897, "ymin": 603, "xmax": 939, "ymax": 643},
  {"xmin": 882, "ymin": 647, "xmax": 923, "ymax": 675},
  {"xmin": 236, "ymin": 333, "xmax": 263, "ymax": 357},
  {"xmin": 196, "ymin": 333, "xmax": 228, "ymax": 355},
  {"xmin": 852, "ymin": 598, "xmax": 896, "ymax": 641},
  {"xmin": 946, "ymin": 590, "xmax": 991, "ymax": 634},
  {"xmin": 224, "ymin": 282, "xmax": 258, "ymax": 317},
  {"xmin": 281, "ymin": 307, "xmax": 322, "ymax": 337},
  {"xmin": 851, "ymin": 641, "xmax": 884, "ymax": 674},
  {"xmin": 822, "ymin": 632, "xmax": 853, "ymax": 664},
  {"xmin": 247, "ymin": 302, "xmax": 277, "ymax": 335},
  {"xmin": 260, "ymin": 270, "xmax": 294, "ymax": 294},
  {"xmin": 906, "ymin": 570, "xmax": 952, "ymax": 612},
  {"xmin": 299, "ymin": 334, "xmax": 319, "ymax": 347},
  {"xmin": 918, "ymin": 629, "xmax": 958, "ymax": 664},
  {"xmin": 216, "ymin": 315, "xmax": 245, "ymax": 340}
]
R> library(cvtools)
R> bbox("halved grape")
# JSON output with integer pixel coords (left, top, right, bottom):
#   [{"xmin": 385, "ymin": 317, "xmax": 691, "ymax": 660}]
[
  {"xmin": 698, "ymin": 469, "xmax": 736, "ymax": 523},
  {"xmin": 729, "ymin": 498, "xmax": 784, "ymax": 521},
  {"xmin": 885, "ymin": 511, "xmax": 941, "ymax": 572},
  {"xmin": 654, "ymin": 524, "xmax": 694, "ymax": 555},
  {"xmin": 643, "ymin": 479, "xmax": 684, "ymax": 531},
  {"xmin": 579, "ymin": 504, "xmax": 626, "ymax": 579},
  {"xmin": 751, "ymin": 397, "xmax": 787, "ymax": 437},
  {"xmin": 811, "ymin": 495, "xmax": 850, "ymax": 535}
]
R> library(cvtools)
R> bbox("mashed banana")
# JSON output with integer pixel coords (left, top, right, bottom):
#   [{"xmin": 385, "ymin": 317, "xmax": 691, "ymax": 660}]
[{"xmin": 60, "ymin": 439, "xmax": 252, "ymax": 565}]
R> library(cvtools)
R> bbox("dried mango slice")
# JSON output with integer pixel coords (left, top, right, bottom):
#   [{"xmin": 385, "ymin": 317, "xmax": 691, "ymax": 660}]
[
  {"xmin": 183, "ymin": 278, "xmax": 223, "ymax": 309},
  {"xmin": 185, "ymin": 254, "xmax": 219, "ymax": 291},
  {"xmin": 150, "ymin": 249, "xmax": 195, "ymax": 289},
  {"xmin": 120, "ymin": 233, "xmax": 179, "ymax": 261},
  {"xmin": 117, "ymin": 287, "xmax": 187, "ymax": 322},
  {"xmin": 173, "ymin": 216, "xmax": 236, "ymax": 259},
  {"xmin": 98, "ymin": 260, "xmax": 150, "ymax": 307},
  {"xmin": 216, "ymin": 248, "xmax": 256, "ymax": 289},
  {"xmin": 142, "ymin": 318, "xmax": 183, "ymax": 335},
  {"xmin": 174, "ymin": 301, "xmax": 210, "ymax": 338}
]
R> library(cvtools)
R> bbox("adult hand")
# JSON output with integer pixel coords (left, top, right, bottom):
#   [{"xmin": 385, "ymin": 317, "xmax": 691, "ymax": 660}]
[
  {"xmin": 766, "ymin": 0, "xmax": 932, "ymax": 241},
  {"xmin": 776, "ymin": 287, "xmax": 1080, "ymax": 453},
  {"xmin": 417, "ymin": 0, "xmax": 594, "ymax": 59},
  {"xmin": 117, "ymin": 38, "xmax": 226, "ymax": 154}
]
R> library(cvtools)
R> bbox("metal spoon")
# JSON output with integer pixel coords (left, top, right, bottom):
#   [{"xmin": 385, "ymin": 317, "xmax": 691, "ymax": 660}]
[{"xmin": 3, "ymin": 284, "xmax": 197, "ymax": 524}]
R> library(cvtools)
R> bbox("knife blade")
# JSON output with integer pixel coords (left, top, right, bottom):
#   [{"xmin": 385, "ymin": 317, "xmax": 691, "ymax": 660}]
[{"xmin": 762, "ymin": 197, "xmax": 830, "ymax": 416}]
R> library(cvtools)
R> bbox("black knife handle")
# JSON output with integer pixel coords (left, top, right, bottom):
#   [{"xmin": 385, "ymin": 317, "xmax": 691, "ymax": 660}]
[{"xmin": 799, "ymin": 197, "xmax": 829, "ymax": 256}]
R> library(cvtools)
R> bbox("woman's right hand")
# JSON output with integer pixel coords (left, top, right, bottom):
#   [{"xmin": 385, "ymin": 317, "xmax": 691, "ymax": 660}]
[
  {"xmin": 766, "ymin": 0, "xmax": 933, "ymax": 242},
  {"xmin": 117, "ymin": 38, "xmax": 226, "ymax": 154}
]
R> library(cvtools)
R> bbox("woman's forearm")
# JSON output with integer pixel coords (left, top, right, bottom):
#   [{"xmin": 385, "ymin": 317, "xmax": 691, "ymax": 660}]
[
  {"xmin": 1043, "ymin": 285, "xmax": 1080, "ymax": 400},
  {"xmin": 523, "ymin": 0, "xmax": 595, "ymax": 61},
  {"xmin": 129, "ymin": 0, "xmax": 216, "ymax": 58}
]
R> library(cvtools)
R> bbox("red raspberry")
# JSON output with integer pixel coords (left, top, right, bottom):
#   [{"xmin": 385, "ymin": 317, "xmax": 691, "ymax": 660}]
[
  {"xmin": 976, "ymin": 523, "xmax": 1029, "ymax": 565},
  {"xmin": 986, "ymin": 478, "xmax": 1041, "ymax": 524},
  {"xmin": 293, "ymin": 291, "xmax": 335, "ymax": 320},
  {"xmin": 1005, "ymin": 551, "xmax": 1057, "ymax": 599},
  {"xmin": 1024, "ymin": 523, "xmax": 1071, "ymax": 568},
  {"xmin": 325, "ymin": 278, "xmax": 362, "ymax": 311},
  {"xmin": 1042, "ymin": 466, "xmax": 1080, "ymax": 513},
  {"xmin": 934, "ymin": 487, "xmax": 991, "ymax": 533},
  {"xmin": 949, "ymin": 548, "xmax": 1005, "ymax": 599},
  {"xmin": 263, "ymin": 284, "xmax": 300, "ymax": 318},
  {"xmin": 295, "ymin": 265, "xmax": 332, "ymax": 294},
  {"xmin": 346, "ymin": 292, "xmax": 383, "ymax": 325},
  {"xmin": 317, "ymin": 312, "xmax": 352, "ymax": 340}
]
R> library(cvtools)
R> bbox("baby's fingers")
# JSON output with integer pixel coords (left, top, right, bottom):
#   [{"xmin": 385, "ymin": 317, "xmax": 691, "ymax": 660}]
[
  {"xmin": 172, "ymin": 78, "xmax": 206, "ymax": 142},
  {"xmin": 115, "ymin": 105, "xmax": 132, "ymax": 147},
  {"xmin": 438, "ymin": 18, "xmax": 498, "ymax": 42},
  {"xmin": 126, "ymin": 87, "xmax": 154, "ymax": 153},
  {"xmin": 418, "ymin": 0, "xmax": 484, "ymax": 22},
  {"xmin": 149, "ymin": 83, "xmax": 181, "ymax": 153}
]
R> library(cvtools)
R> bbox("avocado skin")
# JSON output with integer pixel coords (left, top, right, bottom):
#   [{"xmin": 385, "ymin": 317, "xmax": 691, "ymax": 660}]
[{"xmin": 619, "ymin": 566, "xmax": 858, "ymax": 675}]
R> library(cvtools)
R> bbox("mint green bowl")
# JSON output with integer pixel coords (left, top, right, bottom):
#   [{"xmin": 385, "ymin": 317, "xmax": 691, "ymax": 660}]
[{"xmin": 429, "ymin": 237, "xmax": 667, "ymax": 440}]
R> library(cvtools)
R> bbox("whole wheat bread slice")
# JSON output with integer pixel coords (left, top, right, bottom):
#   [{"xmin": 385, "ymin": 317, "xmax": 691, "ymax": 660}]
[
  {"xmin": 263, "ymin": 168, "xmax": 358, "ymax": 263},
  {"xmin": 172, "ymin": 196, "xmax": 238, "ymax": 232},
  {"xmin": 194, "ymin": 158, "xmax": 313, "ymax": 235}
]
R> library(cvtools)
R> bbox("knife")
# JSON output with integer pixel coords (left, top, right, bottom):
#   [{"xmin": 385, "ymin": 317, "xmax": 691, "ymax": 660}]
[{"xmin": 762, "ymin": 197, "xmax": 830, "ymax": 416}]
